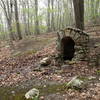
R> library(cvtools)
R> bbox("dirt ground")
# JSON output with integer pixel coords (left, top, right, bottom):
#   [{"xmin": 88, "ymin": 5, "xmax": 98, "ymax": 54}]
[{"xmin": 0, "ymin": 29, "xmax": 100, "ymax": 100}]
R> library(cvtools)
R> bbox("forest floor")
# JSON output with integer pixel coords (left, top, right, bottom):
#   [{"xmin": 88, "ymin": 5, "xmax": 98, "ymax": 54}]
[{"xmin": 0, "ymin": 28, "xmax": 100, "ymax": 100}]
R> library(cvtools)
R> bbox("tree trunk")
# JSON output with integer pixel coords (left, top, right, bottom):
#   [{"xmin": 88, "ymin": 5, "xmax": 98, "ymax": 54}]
[
  {"xmin": 34, "ymin": 0, "xmax": 40, "ymax": 35},
  {"xmin": 73, "ymin": 0, "xmax": 84, "ymax": 30},
  {"xmin": 47, "ymin": 0, "xmax": 51, "ymax": 32},
  {"xmin": 51, "ymin": 0, "xmax": 55, "ymax": 31},
  {"xmin": 14, "ymin": 0, "xmax": 22, "ymax": 40},
  {"xmin": 7, "ymin": 20, "xmax": 15, "ymax": 49},
  {"xmin": 27, "ymin": 0, "xmax": 31, "ymax": 35}
]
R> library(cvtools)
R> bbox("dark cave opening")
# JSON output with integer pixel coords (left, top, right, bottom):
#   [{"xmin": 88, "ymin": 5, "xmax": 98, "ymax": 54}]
[{"xmin": 61, "ymin": 36, "xmax": 75, "ymax": 60}]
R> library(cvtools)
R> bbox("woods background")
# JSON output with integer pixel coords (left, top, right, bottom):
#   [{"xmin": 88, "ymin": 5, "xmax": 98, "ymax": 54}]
[{"xmin": 0, "ymin": 0, "xmax": 100, "ymax": 41}]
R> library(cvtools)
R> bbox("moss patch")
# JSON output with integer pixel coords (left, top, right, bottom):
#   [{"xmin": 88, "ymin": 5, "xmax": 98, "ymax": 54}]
[{"xmin": 0, "ymin": 83, "xmax": 67, "ymax": 100}]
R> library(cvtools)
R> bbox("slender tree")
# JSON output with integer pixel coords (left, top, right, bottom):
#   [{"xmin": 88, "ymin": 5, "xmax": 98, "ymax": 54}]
[
  {"xmin": 34, "ymin": 0, "xmax": 40, "ymax": 34},
  {"xmin": 51, "ymin": 0, "xmax": 55, "ymax": 31},
  {"xmin": 14, "ymin": 0, "xmax": 22, "ymax": 40},
  {"xmin": 0, "ymin": 0, "xmax": 15, "ymax": 50},
  {"xmin": 0, "ymin": 0, "xmax": 15, "ymax": 40},
  {"xmin": 47, "ymin": 0, "xmax": 51, "ymax": 32}
]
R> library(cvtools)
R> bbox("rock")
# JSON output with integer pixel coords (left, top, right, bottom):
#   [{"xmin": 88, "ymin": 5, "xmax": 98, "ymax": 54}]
[
  {"xmin": 66, "ymin": 76, "xmax": 86, "ymax": 89},
  {"xmin": 5, "ymin": 45, "xmax": 10, "ymax": 48},
  {"xmin": 40, "ymin": 96, "xmax": 45, "ymax": 100},
  {"xmin": 11, "ymin": 91, "xmax": 15, "ymax": 94},
  {"xmin": 40, "ymin": 57, "xmax": 51, "ymax": 66},
  {"xmin": 11, "ymin": 91, "xmax": 15, "ymax": 96},
  {"xmin": 94, "ymin": 44, "xmax": 100, "ymax": 48},
  {"xmin": 88, "ymin": 76, "xmax": 96, "ymax": 80},
  {"xmin": 61, "ymin": 64, "xmax": 73, "ymax": 70},
  {"xmin": 25, "ymin": 88, "xmax": 39, "ymax": 99},
  {"xmin": 61, "ymin": 64, "xmax": 70, "ymax": 68},
  {"xmin": 0, "ymin": 75, "xmax": 7, "ymax": 80}
]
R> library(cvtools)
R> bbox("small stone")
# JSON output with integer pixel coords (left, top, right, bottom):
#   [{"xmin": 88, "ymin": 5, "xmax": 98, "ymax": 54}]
[
  {"xmin": 96, "ymin": 83, "xmax": 100, "ymax": 87},
  {"xmin": 11, "ymin": 91, "xmax": 15, "ymax": 94},
  {"xmin": 61, "ymin": 64, "xmax": 69, "ymax": 68},
  {"xmin": 43, "ymin": 85, "xmax": 46, "ymax": 87},
  {"xmin": 40, "ymin": 96, "xmax": 44, "ymax": 100},
  {"xmin": 81, "ymin": 92, "xmax": 86, "ymax": 95},
  {"xmin": 40, "ymin": 57, "xmax": 51, "ymax": 66},
  {"xmin": 88, "ymin": 76, "xmax": 96, "ymax": 80}
]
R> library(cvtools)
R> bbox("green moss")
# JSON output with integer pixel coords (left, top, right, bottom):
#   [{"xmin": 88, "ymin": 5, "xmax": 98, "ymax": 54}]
[
  {"xmin": 33, "ymin": 83, "xmax": 67, "ymax": 96},
  {"xmin": 96, "ymin": 70, "xmax": 100, "ymax": 75},
  {"xmin": 25, "ymin": 50, "xmax": 37, "ymax": 55},
  {"xmin": 0, "ymin": 83, "xmax": 67, "ymax": 100},
  {"xmin": 78, "ymin": 76, "xmax": 89, "ymax": 81}
]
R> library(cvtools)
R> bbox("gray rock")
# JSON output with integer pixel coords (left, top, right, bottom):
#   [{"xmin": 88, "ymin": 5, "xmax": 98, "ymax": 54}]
[
  {"xmin": 25, "ymin": 88, "xmax": 39, "ymax": 99},
  {"xmin": 88, "ymin": 76, "xmax": 96, "ymax": 80},
  {"xmin": 40, "ymin": 57, "xmax": 51, "ymax": 66},
  {"xmin": 66, "ymin": 76, "xmax": 86, "ymax": 89}
]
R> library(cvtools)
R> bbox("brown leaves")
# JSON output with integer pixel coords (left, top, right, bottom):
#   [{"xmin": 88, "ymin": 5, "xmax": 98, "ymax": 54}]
[{"xmin": 0, "ymin": 32, "xmax": 100, "ymax": 99}]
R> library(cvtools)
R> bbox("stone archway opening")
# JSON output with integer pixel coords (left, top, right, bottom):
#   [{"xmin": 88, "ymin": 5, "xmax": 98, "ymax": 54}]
[{"xmin": 61, "ymin": 36, "xmax": 75, "ymax": 60}]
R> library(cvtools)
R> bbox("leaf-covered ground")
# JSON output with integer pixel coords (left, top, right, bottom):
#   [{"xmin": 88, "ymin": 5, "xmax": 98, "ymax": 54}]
[{"xmin": 0, "ymin": 31, "xmax": 100, "ymax": 100}]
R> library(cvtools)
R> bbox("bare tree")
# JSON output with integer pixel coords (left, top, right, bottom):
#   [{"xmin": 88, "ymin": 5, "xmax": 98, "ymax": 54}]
[
  {"xmin": 0, "ymin": 0, "xmax": 15, "ymax": 50},
  {"xmin": 27, "ymin": 0, "xmax": 31, "ymax": 35},
  {"xmin": 14, "ymin": 0, "xmax": 22, "ymax": 40},
  {"xmin": 73, "ymin": 0, "xmax": 84, "ymax": 30},
  {"xmin": 51, "ymin": 0, "xmax": 55, "ymax": 31},
  {"xmin": 47, "ymin": 0, "xmax": 51, "ymax": 32},
  {"xmin": 0, "ymin": 0, "xmax": 15, "ymax": 40},
  {"xmin": 20, "ymin": 0, "xmax": 28, "ymax": 35},
  {"xmin": 34, "ymin": 0, "xmax": 40, "ymax": 34}
]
